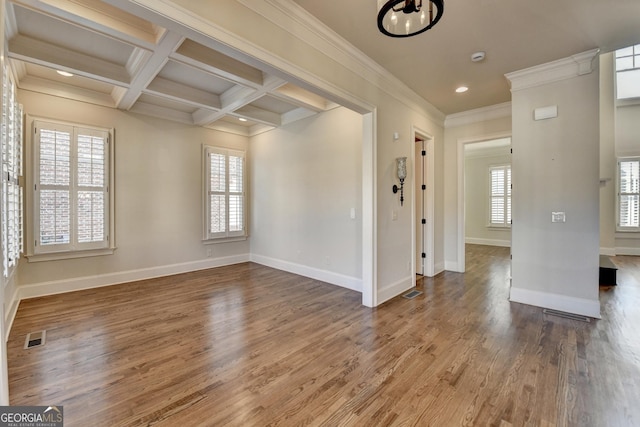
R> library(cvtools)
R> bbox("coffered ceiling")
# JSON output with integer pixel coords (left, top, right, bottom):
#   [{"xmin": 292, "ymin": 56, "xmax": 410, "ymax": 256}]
[
  {"xmin": 7, "ymin": 0, "xmax": 640, "ymax": 127},
  {"xmin": 5, "ymin": 0, "xmax": 337, "ymax": 136}
]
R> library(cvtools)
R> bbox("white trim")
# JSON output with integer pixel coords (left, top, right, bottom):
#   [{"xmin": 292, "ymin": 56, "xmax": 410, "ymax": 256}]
[
  {"xmin": 17, "ymin": 254, "xmax": 250, "ymax": 301},
  {"xmin": 509, "ymin": 287, "xmax": 601, "ymax": 319},
  {"xmin": 444, "ymin": 260, "xmax": 461, "ymax": 272},
  {"xmin": 465, "ymin": 238, "xmax": 511, "ymax": 247},
  {"xmin": 445, "ymin": 102, "xmax": 512, "ymax": 128},
  {"xmin": 250, "ymin": 254, "xmax": 362, "ymax": 292},
  {"xmin": 411, "ymin": 126, "xmax": 435, "ymax": 278},
  {"xmin": 615, "ymin": 246, "xmax": 640, "ymax": 256},
  {"xmin": 4, "ymin": 286, "xmax": 18, "ymax": 340},
  {"xmin": 600, "ymin": 247, "xmax": 616, "ymax": 256},
  {"xmin": 362, "ymin": 111, "xmax": 377, "ymax": 307},
  {"xmin": 377, "ymin": 275, "xmax": 413, "ymax": 305},
  {"xmin": 505, "ymin": 49, "xmax": 600, "ymax": 92}
]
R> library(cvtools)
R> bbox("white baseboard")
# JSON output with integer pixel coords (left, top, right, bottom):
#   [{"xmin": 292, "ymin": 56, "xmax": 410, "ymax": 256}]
[
  {"xmin": 249, "ymin": 254, "xmax": 362, "ymax": 292},
  {"xmin": 434, "ymin": 261, "xmax": 445, "ymax": 276},
  {"xmin": 5, "ymin": 287, "xmax": 20, "ymax": 341},
  {"xmin": 509, "ymin": 287, "xmax": 601, "ymax": 319},
  {"xmin": 377, "ymin": 275, "xmax": 413, "ymax": 305},
  {"xmin": 465, "ymin": 237, "xmax": 511, "ymax": 247},
  {"xmin": 615, "ymin": 247, "xmax": 640, "ymax": 256},
  {"xmin": 444, "ymin": 260, "xmax": 463, "ymax": 273},
  {"xmin": 600, "ymin": 247, "xmax": 616, "ymax": 256},
  {"xmin": 18, "ymin": 254, "xmax": 251, "ymax": 301}
]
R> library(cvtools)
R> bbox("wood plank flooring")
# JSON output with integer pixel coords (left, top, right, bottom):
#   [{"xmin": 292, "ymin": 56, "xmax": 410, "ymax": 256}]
[{"xmin": 7, "ymin": 245, "xmax": 640, "ymax": 426}]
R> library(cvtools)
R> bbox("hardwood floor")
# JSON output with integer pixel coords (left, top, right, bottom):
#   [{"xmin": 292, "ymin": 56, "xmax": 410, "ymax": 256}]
[{"xmin": 7, "ymin": 245, "xmax": 640, "ymax": 426}]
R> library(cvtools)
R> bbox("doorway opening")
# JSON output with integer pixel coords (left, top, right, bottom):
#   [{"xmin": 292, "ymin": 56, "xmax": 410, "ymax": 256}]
[{"xmin": 457, "ymin": 133, "xmax": 512, "ymax": 272}]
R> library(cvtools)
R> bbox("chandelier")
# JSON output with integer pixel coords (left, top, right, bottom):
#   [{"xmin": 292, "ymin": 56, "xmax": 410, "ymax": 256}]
[{"xmin": 377, "ymin": 0, "xmax": 444, "ymax": 38}]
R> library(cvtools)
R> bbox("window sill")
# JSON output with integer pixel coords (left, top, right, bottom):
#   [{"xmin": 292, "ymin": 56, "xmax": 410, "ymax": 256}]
[
  {"xmin": 26, "ymin": 248, "xmax": 115, "ymax": 263},
  {"xmin": 486, "ymin": 225, "xmax": 511, "ymax": 230},
  {"xmin": 203, "ymin": 236, "xmax": 248, "ymax": 245},
  {"xmin": 616, "ymin": 230, "xmax": 640, "ymax": 238}
]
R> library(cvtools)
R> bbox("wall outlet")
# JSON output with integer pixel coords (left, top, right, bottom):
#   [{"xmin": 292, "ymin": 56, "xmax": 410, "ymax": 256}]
[
  {"xmin": 392, "ymin": 210, "xmax": 398, "ymax": 221},
  {"xmin": 206, "ymin": 248, "xmax": 212, "ymax": 257}
]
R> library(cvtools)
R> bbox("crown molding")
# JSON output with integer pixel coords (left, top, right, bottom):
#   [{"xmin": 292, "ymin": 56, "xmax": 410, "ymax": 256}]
[
  {"xmin": 444, "ymin": 102, "xmax": 512, "ymax": 128},
  {"xmin": 505, "ymin": 48, "xmax": 600, "ymax": 92},
  {"xmin": 239, "ymin": 0, "xmax": 445, "ymax": 125}
]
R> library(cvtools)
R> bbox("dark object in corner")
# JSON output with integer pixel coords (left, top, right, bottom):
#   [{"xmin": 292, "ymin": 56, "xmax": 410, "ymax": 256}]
[{"xmin": 599, "ymin": 255, "xmax": 617, "ymax": 286}]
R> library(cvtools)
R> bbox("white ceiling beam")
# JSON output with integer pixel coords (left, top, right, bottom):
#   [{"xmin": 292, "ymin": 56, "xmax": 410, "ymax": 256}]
[
  {"xmin": 272, "ymin": 84, "xmax": 329, "ymax": 113},
  {"xmin": 193, "ymin": 74, "xmax": 286, "ymax": 126},
  {"xmin": 8, "ymin": 34, "xmax": 130, "ymax": 85},
  {"xmin": 115, "ymin": 31, "xmax": 185, "ymax": 110},
  {"xmin": 18, "ymin": 75, "xmax": 116, "ymax": 107},
  {"xmin": 129, "ymin": 101, "xmax": 195, "ymax": 125},
  {"xmin": 172, "ymin": 39, "xmax": 263, "ymax": 89},
  {"xmin": 281, "ymin": 107, "xmax": 317, "ymax": 126},
  {"xmin": 145, "ymin": 77, "xmax": 221, "ymax": 110}
]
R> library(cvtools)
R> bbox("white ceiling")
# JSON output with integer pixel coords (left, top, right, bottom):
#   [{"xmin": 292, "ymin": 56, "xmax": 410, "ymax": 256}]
[
  {"xmin": 5, "ymin": 0, "xmax": 338, "ymax": 136},
  {"xmin": 292, "ymin": 0, "xmax": 640, "ymax": 115},
  {"xmin": 6, "ymin": 0, "xmax": 640, "ymax": 129}
]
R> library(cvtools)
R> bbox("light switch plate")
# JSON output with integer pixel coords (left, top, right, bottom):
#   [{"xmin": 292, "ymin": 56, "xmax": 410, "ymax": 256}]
[{"xmin": 551, "ymin": 212, "xmax": 566, "ymax": 223}]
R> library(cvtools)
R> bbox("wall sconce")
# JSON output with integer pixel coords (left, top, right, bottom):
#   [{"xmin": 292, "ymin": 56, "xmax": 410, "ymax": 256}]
[{"xmin": 392, "ymin": 156, "xmax": 407, "ymax": 206}]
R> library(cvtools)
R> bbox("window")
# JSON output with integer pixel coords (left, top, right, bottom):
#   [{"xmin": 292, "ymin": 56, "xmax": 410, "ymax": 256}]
[
  {"xmin": 31, "ymin": 120, "xmax": 113, "ymax": 256},
  {"xmin": 489, "ymin": 165, "xmax": 511, "ymax": 227},
  {"xmin": 1, "ymin": 65, "xmax": 23, "ymax": 277},
  {"xmin": 618, "ymin": 158, "xmax": 640, "ymax": 231},
  {"xmin": 616, "ymin": 45, "xmax": 640, "ymax": 100},
  {"xmin": 203, "ymin": 145, "xmax": 246, "ymax": 241}
]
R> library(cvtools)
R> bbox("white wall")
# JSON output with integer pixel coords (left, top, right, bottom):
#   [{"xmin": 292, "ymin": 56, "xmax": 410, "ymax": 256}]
[
  {"xmin": 464, "ymin": 148, "xmax": 511, "ymax": 247},
  {"xmin": 17, "ymin": 90, "xmax": 250, "ymax": 293},
  {"xmin": 249, "ymin": 107, "xmax": 363, "ymax": 290},
  {"xmin": 508, "ymin": 52, "xmax": 601, "ymax": 318}
]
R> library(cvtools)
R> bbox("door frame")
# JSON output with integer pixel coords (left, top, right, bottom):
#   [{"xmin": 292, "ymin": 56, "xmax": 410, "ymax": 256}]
[{"xmin": 411, "ymin": 126, "xmax": 435, "ymax": 280}]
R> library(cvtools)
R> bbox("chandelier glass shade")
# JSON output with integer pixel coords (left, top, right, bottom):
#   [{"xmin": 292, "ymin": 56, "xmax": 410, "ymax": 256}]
[{"xmin": 377, "ymin": 0, "xmax": 444, "ymax": 38}]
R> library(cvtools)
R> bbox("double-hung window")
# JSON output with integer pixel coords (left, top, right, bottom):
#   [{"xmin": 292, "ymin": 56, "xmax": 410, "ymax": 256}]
[
  {"xmin": 489, "ymin": 165, "xmax": 511, "ymax": 227},
  {"xmin": 203, "ymin": 145, "xmax": 246, "ymax": 241},
  {"xmin": 2, "ymin": 65, "xmax": 23, "ymax": 277},
  {"xmin": 617, "ymin": 158, "xmax": 640, "ymax": 231},
  {"xmin": 31, "ymin": 120, "xmax": 112, "ymax": 256}
]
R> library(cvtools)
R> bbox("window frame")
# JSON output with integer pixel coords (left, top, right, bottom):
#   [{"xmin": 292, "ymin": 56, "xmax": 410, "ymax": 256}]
[
  {"xmin": 488, "ymin": 164, "xmax": 511, "ymax": 228},
  {"xmin": 26, "ymin": 116, "xmax": 115, "ymax": 261},
  {"xmin": 617, "ymin": 157, "xmax": 640, "ymax": 232},
  {"xmin": 202, "ymin": 145, "xmax": 247, "ymax": 243},
  {"xmin": 615, "ymin": 44, "xmax": 640, "ymax": 102},
  {"xmin": 1, "ymin": 65, "xmax": 23, "ymax": 278}
]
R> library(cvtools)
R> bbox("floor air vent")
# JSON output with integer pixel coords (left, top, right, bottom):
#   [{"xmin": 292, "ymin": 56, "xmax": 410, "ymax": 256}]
[
  {"xmin": 543, "ymin": 309, "xmax": 590, "ymax": 323},
  {"xmin": 24, "ymin": 330, "xmax": 46, "ymax": 349},
  {"xmin": 402, "ymin": 290, "xmax": 423, "ymax": 299}
]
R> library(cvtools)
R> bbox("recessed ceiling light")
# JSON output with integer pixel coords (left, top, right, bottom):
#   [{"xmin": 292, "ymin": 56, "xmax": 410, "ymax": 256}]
[
  {"xmin": 56, "ymin": 70, "xmax": 73, "ymax": 77},
  {"xmin": 238, "ymin": 118, "xmax": 247, "ymax": 122},
  {"xmin": 456, "ymin": 86, "xmax": 469, "ymax": 93}
]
